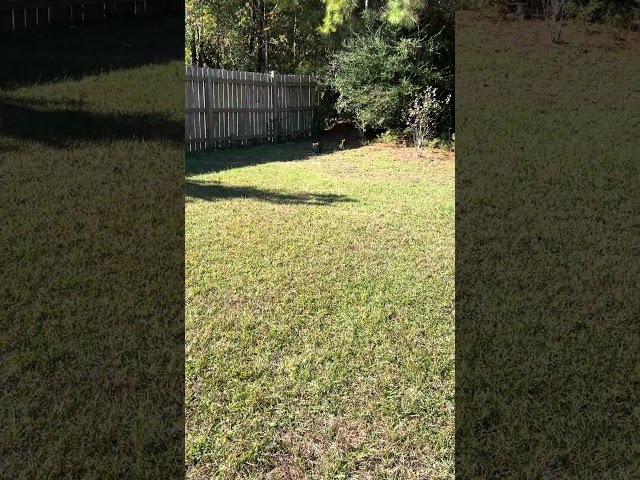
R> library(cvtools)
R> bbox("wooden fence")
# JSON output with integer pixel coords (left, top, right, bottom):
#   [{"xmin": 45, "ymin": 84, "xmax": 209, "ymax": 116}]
[
  {"xmin": 185, "ymin": 66, "xmax": 318, "ymax": 152},
  {"xmin": 0, "ymin": 0, "xmax": 183, "ymax": 31}
]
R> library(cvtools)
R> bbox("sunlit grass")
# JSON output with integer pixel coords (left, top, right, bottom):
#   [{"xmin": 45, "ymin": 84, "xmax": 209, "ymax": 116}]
[
  {"xmin": 185, "ymin": 143, "xmax": 455, "ymax": 479},
  {"xmin": 456, "ymin": 10, "xmax": 639, "ymax": 478},
  {"xmin": 1, "ymin": 61, "xmax": 184, "ymax": 478}
]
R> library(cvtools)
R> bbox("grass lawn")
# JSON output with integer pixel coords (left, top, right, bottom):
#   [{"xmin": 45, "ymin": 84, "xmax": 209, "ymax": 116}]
[
  {"xmin": 185, "ymin": 143, "xmax": 455, "ymax": 479},
  {"xmin": 456, "ymin": 10, "xmax": 639, "ymax": 478},
  {"xmin": 1, "ymin": 30, "xmax": 184, "ymax": 476}
]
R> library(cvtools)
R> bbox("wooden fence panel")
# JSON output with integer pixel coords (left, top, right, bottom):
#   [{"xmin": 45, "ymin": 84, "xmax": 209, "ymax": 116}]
[
  {"xmin": 0, "ymin": 0, "xmax": 183, "ymax": 31},
  {"xmin": 185, "ymin": 67, "xmax": 317, "ymax": 152}
]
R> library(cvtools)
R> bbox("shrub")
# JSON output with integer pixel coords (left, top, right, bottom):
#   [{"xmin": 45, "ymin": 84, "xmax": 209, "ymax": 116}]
[
  {"xmin": 326, "ymin": 17, "xmax": 453, "ymax": 134},
  {"xmin": 545, "ymin": 0, "xmax": 566, "ymax": 42},
  {"xmin": 376, "ymin": 129, "xmax": 404, "ymax": 145},
  {"xmin": 573, "ymin": 0, "xmax": 639, "ymax": 23},
  {"xmin": 406, "ymin": 87, "xmax": 452, "ymax": 157}
]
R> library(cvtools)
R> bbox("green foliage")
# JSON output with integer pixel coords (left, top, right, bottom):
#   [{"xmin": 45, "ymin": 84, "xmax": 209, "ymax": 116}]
[
  {"xmin": 571, "ymin": 0, "xmax": 639, "ymax": 23},
  {"xmin": 320, "ymin": 0, "xmax": 358, "ymax": 33},
  {"xmin": 320, "ymin": 0, "xmax": 455, "ymax": 31},
  {"xmin": 185, "ymin": 0, "xmax": 334, "ymax": 73},
  {"xmin": 376, "ymin": 129, "xmax": 404, "ymax": 144},
  {"xmin": 465, "ymin": 0, "xmax": 640, "ymax": 24},
  {"xmin": 185, "ymin": 0, "xmax": 455, "ymax": 140},
  {"xmin": 406, "ymin": 86, "xmax": 452, "ymax": 155},
  {"xmin": 327, "ymin": 15, "xmax": 453, "ymax": 134},
  {"xmin": 330, "ymin": 35, "xmax": 416, "ymax": 129},
  {"xmin": 386, "ymin": 0, "xmax": 456, "ymax": 26}
]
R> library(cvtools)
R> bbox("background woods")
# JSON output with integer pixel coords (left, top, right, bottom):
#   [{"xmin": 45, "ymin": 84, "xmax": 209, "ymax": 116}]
[
  {"xmin": 186, "ymin": 0, "xmax": 332, "ymax": 74},
  {"xmin": 460, "ymin": 0, "xmax": 639, "ymax": 25},
  {"xmin": 185, "ymin": 0, "xmax": 455, "ymax": 142}
]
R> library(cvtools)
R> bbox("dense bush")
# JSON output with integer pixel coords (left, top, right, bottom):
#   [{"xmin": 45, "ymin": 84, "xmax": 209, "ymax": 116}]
[{"xmin": 326, "ymin": 16, "xmax": 454, "ymax": 137}]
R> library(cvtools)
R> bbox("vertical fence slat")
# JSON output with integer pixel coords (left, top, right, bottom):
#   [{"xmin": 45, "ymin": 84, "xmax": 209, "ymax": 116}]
[
  {"xmin": 196, "ymin": 67, "xmax": 202, "ymax": 151},
  {"xmin": 229, "ymin": 69, "xmax": 235, "ymax": 145},
  {"xmin": 226, "ymin": 69, "xmax": 231, "ymax": 146},
  {"xmin": 215, "ymin": 69, "xmax": 220, "ymax": 149},
  {"xmin": 248, "ymin": 72, "xmax": 253, "ymax": 144},
  {"xmin": 206, "ymin": 71, "xmax": 213, "ymax": 149},
  {"xmin": 235, "ymin": 70, "xmax": 240, "ymax": 145},
  {"xmin": 184, "ymin": 66, "xmax": 189, "ymax": 151},
  {"xmin": 201, "ymin": 68, "xmax": 206, "ymax": 151}
]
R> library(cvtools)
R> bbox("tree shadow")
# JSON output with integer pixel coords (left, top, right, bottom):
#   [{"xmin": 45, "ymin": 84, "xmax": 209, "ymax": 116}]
[
  {"xmin": 0, "ymin": 98, "xmax": 182, "ymax": 147},
  {"xmin": 186, "ymin": 180, "xmax": 357, "ymax": 206},
  {"xmin": 185, "ymin": 120, "xmax": 374, "ymax": 176},
  {"xmin": 0, "ymin": 15, "xmax": 183, "ymax": 91},
  {"xmin": 185, "ymin": 135, "xmax": 369, "ymax": 176},
  {"xmin": 185, "ymin": 142, "xmax": 327, "ymax": 176}
]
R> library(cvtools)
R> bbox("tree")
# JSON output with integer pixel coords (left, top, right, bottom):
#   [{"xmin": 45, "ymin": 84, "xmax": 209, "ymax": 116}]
[
  {"xmin": 320, "ymin": 0, "xmax": 454, "ymax": 32},
  {"xmin": 545, "ymin": 0, "xmax": 565, "ymax": 43},
  {"xmin": 327, "ymin": 13, "xmax": 452, "ymax": 133},
  {"xmin": 186, "ymin": 0, "xmax": 334, "ymax": 73},
  {"xmin": 184, "ymin": 0, "xmax": 456, "ymax": 140}
]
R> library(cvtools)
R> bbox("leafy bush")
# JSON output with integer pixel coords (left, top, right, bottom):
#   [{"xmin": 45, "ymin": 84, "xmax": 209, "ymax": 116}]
[
  {"xmin": 405, "ymin": 87, "xmax": 452, "ymax": 156},
  {"xmin": 376, "ymin": 129, "xmax": 404, "ymax": 144},
  {"xmin": 326, "ymin": 16, "xmax": 453, "ymax": 135},
  {"xmin": 572, "ymin": 0, "xmax": 639, "ymax": 23}
]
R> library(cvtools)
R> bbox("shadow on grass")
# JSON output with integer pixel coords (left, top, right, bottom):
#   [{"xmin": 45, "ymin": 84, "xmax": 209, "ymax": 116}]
[
  {"xmin": 0, "ymin": 15, "xmax": 183, "ymax": 90},
  {"xmin": 184, "ymin": 120, "xmax": 370, "ymax": 175},
  {"xmin": 186, "ymin": 180, "xmax": 356, "ymax": 206},
  {"xmin": 0, "ymin": 99, "xmax": 182, "ymax": 147},
  {"xmin": 184, "ymin": 121, "xmax": 374, "ymax": 176},
  {"xmin": 185, "ymin": 143, "xmax": 326, "ymax": 176},
  {"xmin": 184, "ymin": 137, "xmax": 369, "ymax": 176}
]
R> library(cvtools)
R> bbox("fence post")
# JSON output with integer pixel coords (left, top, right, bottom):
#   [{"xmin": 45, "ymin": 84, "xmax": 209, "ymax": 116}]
[
  {"xmin": 206, "ymin": 71, "xmax": 214, "ymax": 149},
  {"xmin": 270, "ymin": 71, "xmax": 279, "ymax": 143},
  {"xmin": 311, "ymin": 79, "xmax": 316, "ymax": 138}
]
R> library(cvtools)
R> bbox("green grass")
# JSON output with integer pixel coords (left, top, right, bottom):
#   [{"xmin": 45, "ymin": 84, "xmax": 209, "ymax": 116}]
[
  {"xmin": 456, "ymin": 11, "xmax": 639, "ymax": 478},
  {"xmin": 0, "ymin": 16, "xmax": 183, "ymax": 90},
  {"xmin": 1, "ymin": 56, "xmax": 184, "ymax": 477},
  {"xmin": 185, "ymin": 143, "xmax": 455, "ymax": 479}
]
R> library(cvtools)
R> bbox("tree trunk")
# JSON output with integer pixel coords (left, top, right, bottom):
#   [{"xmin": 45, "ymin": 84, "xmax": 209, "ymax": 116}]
[
  {"xmin": 190, "ymin": 28, "xmax": 197, "ymax": 66},
  {"xmin": 293, "ymin": 13, "xmax": 297, "ymax": 67},
  {"xmin": 265, "ymin": 30, "xmax": 269, "ymax": 71},
  {"xmin": 256, "ymin": 0, "xmax": 265, "ymax": 72},
  {"xmin": 197, "ymin": 28, "xmax": 203, "ymax": 67}
]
